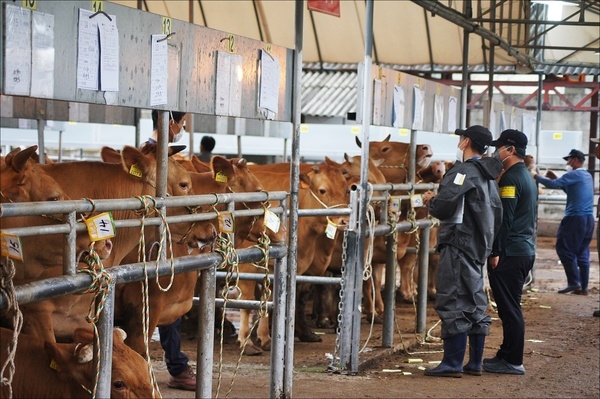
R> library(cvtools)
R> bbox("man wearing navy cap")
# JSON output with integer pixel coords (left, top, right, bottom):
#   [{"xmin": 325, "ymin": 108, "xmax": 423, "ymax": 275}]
[
  {"xmin": 484, "ymin": 129, "xmax": 538, "ymax": 375},
  {"xmin": 535, "ymin": 148, "xmax": 594, "ymax": 296}
]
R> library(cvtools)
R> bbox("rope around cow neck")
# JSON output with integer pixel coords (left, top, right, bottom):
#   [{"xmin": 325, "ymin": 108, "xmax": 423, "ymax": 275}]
[{"xmin": 0, "ymin": 258, "xmax": 23, "ymax": 399}]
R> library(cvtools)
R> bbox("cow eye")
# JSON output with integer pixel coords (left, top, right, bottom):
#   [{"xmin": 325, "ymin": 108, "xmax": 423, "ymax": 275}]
[
  {"xmin": 48, "ymin": 196, "xmax": 59, "ymax": 201},
  {"xmin": 180, "ymin": 182, "xmax": 190, "ymax": 190},
  {"xmin": 113, "ymin": 381, "xmax": 125, "ymax": 390},
  {"xmin": 319, "ymin": 188, "xmax": 327, "ymax": 195}
]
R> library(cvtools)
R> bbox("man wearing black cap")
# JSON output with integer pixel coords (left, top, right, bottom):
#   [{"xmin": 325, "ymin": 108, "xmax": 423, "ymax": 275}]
[
  {"xmin": 484, "ymin": 129, "xmax": 538, "ymax": 375},
  {"xmin": 535, "ymin": 149, "xmax": 594, "ymax": 296},
  {"xmin": 422, "ymin": 125, "xmax": 503, "ymax": 378}
]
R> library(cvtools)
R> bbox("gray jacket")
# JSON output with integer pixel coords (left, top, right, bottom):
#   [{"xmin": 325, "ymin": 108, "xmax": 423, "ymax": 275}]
[{"xmin": 428, "ymin": 157, "xmax": 503, "ymax": 264}]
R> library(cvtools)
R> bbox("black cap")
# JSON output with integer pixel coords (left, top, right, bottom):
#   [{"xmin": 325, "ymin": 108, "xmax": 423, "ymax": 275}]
[
  {"xmin": 455, "ymin": 125, "xmax": 493, "ymax": 148},
  {"xmin": 562, "ymin": 149, "xmax": 585, "ymax": 162},
  {"xmin": 490, "ymin": 129, "xmax": 528, "ymax": 149}
]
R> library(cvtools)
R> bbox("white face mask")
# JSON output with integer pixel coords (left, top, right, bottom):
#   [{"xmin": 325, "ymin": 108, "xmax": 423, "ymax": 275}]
[
  {"xmin": 565, "ymin": 165, "xmax": 573, "ymax": 172},
  {"xmin": 455, "ymin": 147, "xmax": 464, "ymax": 162},
  {"xmin": 172, "ymin": 130, "xmax": 183, "ymax": 143}
]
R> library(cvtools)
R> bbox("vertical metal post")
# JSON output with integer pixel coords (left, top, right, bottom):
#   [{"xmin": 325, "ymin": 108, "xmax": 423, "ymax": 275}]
[
  {"xmin": 460, "ymin": 1, "xmax": 472, "ymax": 129},
  {"xmin": 64, "ymin": 211, "xmax": 77, "ymax": 276},
  {"xmin": 270, "ymin": 198, "xmax": 288, "ymax": 398},
  {"xmin": 95, "ymin": 279, "xmax": 116, "ymax": 399},
  {"xmin": 197, "ymin": 264, "xmax": 217, "ymax": 398},
  {"xmin": 58, "ymin": 130, "xmax": 63, "ymax": 162},
  {"xmin": 416, "ymin": 226, "xmax": 430, "ymax": 334},
  {"xmin": 535, "ymin": 73, "xmax": 544, "ymax": 165},
  {"xmin": 282, "ymin": 0, "xmax": 304, "ymax": 396},
  {"xmin": 348, "ymin": 0, "xmax": 375, "ymax": 374},
  {"xmin": 381, "ymin": 196, "xmax": 396, "ymax": 347},
  {"xmin": 134, "ymin": 108, "xmax": 142, "ymax": 149},
  {"xmin": 37, "ymin": 118, "xmax": 46, "ymax": 164},
  {"xmin": 589, "ymin": 75, "xmax": 599, "ymax": 187},
  {"xmin": 339, "ymin": 228, "xmax": 358, "ymax": 371}
]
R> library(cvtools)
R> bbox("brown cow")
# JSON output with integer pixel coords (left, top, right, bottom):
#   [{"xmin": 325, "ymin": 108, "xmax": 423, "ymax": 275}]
[
  {"xmin": 235, "ymin": 158, "xmax": 350, "ymax": 350},
  {"xmin": 0, "ymin": 327, "xmax": 153, "ymax": 398}
]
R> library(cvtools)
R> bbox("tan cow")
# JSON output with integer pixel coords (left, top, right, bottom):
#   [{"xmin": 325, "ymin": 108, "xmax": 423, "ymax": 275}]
[
  {"xmin": 0, "ymin": 327, "xmax": 153, "ymax": 398},
  {"xmin": 12, "ymin": 145, "xmax": 214, "ymax": 343},
  {"xmin": 234, "ymin": 158, "xmax": 350, "ymax": 350}
]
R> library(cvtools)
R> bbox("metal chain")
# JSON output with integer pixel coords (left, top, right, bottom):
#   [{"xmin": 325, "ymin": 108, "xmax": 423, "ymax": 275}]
[
  {"xmin": 0, "ymin": 257, "xmax": 23, "ymax": 399},
  {"xmin": 328, "ymin": 228, "xmax": 348, "ymax": 372}
]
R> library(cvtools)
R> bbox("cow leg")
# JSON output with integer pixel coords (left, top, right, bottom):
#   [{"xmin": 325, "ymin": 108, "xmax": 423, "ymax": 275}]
[
  {"xmin": 295, "ymin": 283, "xmax": 322, "ymax": 342},
  {"xmin": 235, "ymin": 278, "xmax": 263, "ymax": 356},
  {"xmin": 428, "ymin": 228, "xmax": 439, "ymax": 301},
  {"xmin": 313, "ymin": 283, "xmax": 335, "ymax": 329},
  {"xmin": 397, "ymin": 252, "xmax": 417, "ymax": 303},
  {"xmin": 256, "ymin": 313, "xmax": 271, "ymax": 351},
  {"xmin": 373, "ymin": 263, "xmax": 385, "ymax": 315}
]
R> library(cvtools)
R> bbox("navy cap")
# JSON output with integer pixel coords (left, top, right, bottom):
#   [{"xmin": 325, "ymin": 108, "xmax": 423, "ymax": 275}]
[
  {"xmin": 490, "ymin": 129, "xmax": 528, "ymax": 149},
  {"xmin": 455, "ymin": 125, "xmax": 493, "ymax": 148},
  {"xmin": 562, "ymin": 149, "xmax": 585, "ymax": 162}
]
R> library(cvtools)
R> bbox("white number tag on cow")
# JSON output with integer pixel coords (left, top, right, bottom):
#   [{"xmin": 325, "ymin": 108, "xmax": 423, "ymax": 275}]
[
  {"xmin": 410, "ymin": 194, "xmax": 424, "ymax": 208},
  {"xmin": 389, "ymin": 196, "xmax": 401, "ymax": 213},
  {"xmin": 85, "ymin": 212, "xmax": 116, "ymax": 242},
  {"xmin": 0, "ymin": 232, "xmax": 23, "ymax": 261},
  {"xmin": 325, "ymin": 221, "xmax": 337, "ymax": 240},
  {"xmin": 218, "ymin": 211, "xmax": 235, "ymax": 234},
  {"xmin": 264, "ymin": 209, "xmax": 280, "ymax": 233}
]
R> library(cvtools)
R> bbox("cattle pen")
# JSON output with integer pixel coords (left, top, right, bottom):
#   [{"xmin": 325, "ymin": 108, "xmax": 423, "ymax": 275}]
[{"xmin": 1, "ymin": 1, "xmax": 598, "ymax": 399}]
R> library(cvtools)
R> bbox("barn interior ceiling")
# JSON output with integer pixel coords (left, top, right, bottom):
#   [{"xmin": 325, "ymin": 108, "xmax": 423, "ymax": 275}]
[{"xmin": 110, "ymin": 0, "xmax": 600, "ymax": 75}]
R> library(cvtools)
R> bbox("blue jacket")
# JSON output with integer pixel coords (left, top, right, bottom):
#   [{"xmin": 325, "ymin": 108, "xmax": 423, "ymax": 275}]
[{"xmin": 536, "ymin": 168, "xmax": 593, "ymax": 216}]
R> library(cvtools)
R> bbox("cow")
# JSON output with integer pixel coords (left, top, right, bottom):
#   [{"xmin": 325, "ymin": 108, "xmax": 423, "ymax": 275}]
[
  {"xmin": 11, "ymin": 144, "xmax": 215, "ymax": 343},
  {"xmin": 233, "ymin": 158, "xmax": 351, "ymax": 351},
  {"xmin": 0, "ymin": 327, "xmax": 153, "ymax": 398}
]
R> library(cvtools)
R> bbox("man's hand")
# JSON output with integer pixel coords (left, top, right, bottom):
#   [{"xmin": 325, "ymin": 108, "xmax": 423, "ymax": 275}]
[
  {"xmin": 545, "ymin": 170, "xmax": 558, "ymax": 180},
  {"xmin": 422, "ymin": 190, "xmax": 436, "ymax": 205},
  {"xmin": 488, "ymin": 255, "xmax": 499, "ymax": 269}
]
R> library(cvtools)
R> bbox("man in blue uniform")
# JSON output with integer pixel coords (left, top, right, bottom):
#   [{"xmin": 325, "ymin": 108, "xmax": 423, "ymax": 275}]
[
  {"xmin": 535, "ymin": 149, "xmax": 594, "ymax": 296},
  {"xmin": 485, "ymin": 129, "xmax": 538, "ymax": 375},
  {"xmin": 422, "ymin": 125, "xmax": 503, "ymax": 378}
]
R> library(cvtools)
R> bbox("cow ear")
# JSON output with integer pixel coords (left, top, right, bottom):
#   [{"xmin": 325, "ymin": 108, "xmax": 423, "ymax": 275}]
[
  {"xmin": 211, "ymin": 156, "xmax": 235, "ymax": 181},
  {"xmin": 191, "ymin": 155, "xmax": 211, "ymax": 173},
  {"xmin": 100, "ymin": 146, "xmax": 121, "ymax": 163},
  {"xmin": 121, "ymin": 146, "xmax": 152, "ymax": 177},
  {"xmin": 44, "ymin": 341, "xmax": 75, "ymax": 371},
  {"xmin": 168, "ymin": 145, "xmax": 186, "ymax": 157},
  {"xmin": 299, "ymin": 173, "xmax": 310, "ymax": 188},
  {"xmin": 7, "ymin": 146, "xmax": 38, "ymax": 172},
  {"xmin": 324, "ymin": 157, "xmax": 341, "ymax": 167}
]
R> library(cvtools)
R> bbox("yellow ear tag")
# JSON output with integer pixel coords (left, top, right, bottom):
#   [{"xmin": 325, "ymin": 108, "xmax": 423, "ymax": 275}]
[
  {"xmin": 49, "ymin": 359, "xmax": 61, "ymax": 371},
  {"xmin": 0, "ymin": 232, "xmax": 23, "ymax": 261},
  {"xmin": 218, "ymin": 211, "xmax": 235, "ymax": 234},
  {"xmin": 129, "ymin": 164, "xmax": 143, "ymax": 178},
  {"xmin": 215, "ymin": 171, "xmax": 228, "ymax": 183},
  {"xmin": 85, "ymin": 212, "xmax": 116, "ymax": 242}
]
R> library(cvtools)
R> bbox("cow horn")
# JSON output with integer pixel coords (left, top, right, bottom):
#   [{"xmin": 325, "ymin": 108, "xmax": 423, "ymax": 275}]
[
  {"xmin": 343, "ymin": 153, "xmax": 353, "ymax": 164},
  {"xmin": 76, "ymin": 343, "xmax": 94, "ymax": 364},
  {"xmin": 355, "ymin": 136, "xmax": 362, "ymax": 148},
  {"xmin": 235, "ymin": 158, "xmax": 247, "ymax": 168},
  {"xmin": 114, "ymin": 327, "xmax": 127, "ymax": 341},
  {"xmin": 383, "ymin": 134, "xmax": 391, "ymax": 142}
]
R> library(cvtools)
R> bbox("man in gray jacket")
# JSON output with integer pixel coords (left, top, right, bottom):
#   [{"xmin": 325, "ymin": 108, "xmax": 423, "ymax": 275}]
[{"xmin": 422, "ymin": 125, "xmax": 503, "ymax": 378}]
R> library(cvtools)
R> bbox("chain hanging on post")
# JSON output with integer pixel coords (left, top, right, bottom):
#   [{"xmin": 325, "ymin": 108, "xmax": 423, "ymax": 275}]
[
  {"xmin": 328, "ymin": 228, "xmax": 349, "ymax": 372},
  {"xmin": 0, "ymin": 257, "xmax": 23, "ymax": 399}
]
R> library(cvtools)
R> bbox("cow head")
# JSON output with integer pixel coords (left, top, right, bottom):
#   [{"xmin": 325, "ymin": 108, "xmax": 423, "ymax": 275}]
[
  {"xmin": 43, "ymin": 327, "xmax": 153, "ymax": 398},
  {"xmin": 1, "ymin": 146, "xmax": 67, "ymax": 203},
  {"xmin": 299, "ymin": 158, "xmax": 350, "ymax": 233}
]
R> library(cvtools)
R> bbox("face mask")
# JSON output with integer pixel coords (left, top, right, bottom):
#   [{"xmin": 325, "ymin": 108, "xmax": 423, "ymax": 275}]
[
  {"xmin": 455, "ymin": 146, "xmax": 464, "ymax": 162},
  {"xmin": 172, "ymin": 130, "xmax": 183, "ymax": 143},
  {"xmin": 565, "ymin": 165, "xmax": 573, "ymax": 172},
  {"xmin": 493, "ymin": 147, "xmax": 512, "ymax": 163}
]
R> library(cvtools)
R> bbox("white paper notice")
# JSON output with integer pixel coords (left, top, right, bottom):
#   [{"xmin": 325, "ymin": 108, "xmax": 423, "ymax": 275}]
[
  {"xmin": 4, "ymin": 5, "xmax": 32, "ymax": 96},
  {"xmin": 499, "ymin": 110, "xmax": 507, "ymax": 132},
  {"xmin": 77, "ymin": 9, "xmax": 100, "ymax": 90},
  {"xmin": 412, "ymin": 85, "xmax": 424, "ymax": 131},
  {"xmin": 372, "ymin": 79, "xmax": 383, "ymax": 125},
  {"xmin": 522, "ymin": 112, "xmax": 536, "ymax": 142},
  {"xmin": 31, "ymin": 11, "xmax": 54, "ymax": 98},
  {"xmin": 98, "ymin": 16, "xmax": 119, "ymax": 92},
  {"xmin": 433, "ymin": 94, "xmax": 444, "ymax": 133},
  {"xmin": 215, "ymin": 51, "xmax": 232, "ymax": 116},
  {"xmin": 259, "ymin": 50, "xmax": 280, "ymax": 117},
  {"xmin": 393, "ymin": 85, "xmax": 405, "ymax": 128},
  {"xmin": 150, "ymin": 34, "xmax": 168, "ymax": 106},
  {"xmin": 228, "ymin": 54, "xmax": 243, "ymax": 117},
  {"xmin": 447, "ymin": 96, "xmax": 457, "ymax": 133}
]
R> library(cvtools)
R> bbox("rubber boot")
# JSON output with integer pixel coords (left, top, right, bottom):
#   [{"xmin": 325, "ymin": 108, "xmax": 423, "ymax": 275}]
[
  {"xmin": 463, "ymin": 334, "xmax": 485, "ymax": 376},
  {"xmin": 424, "ymin": 332, "xmax": 467, "ymax": 378}
]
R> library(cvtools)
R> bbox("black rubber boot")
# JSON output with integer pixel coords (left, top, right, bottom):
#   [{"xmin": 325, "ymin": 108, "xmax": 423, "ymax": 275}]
[
  {"xmin": 424, "ymin": 332, "xmax": 467, "ymax": 378},
  {"xmin": 463, "ymin": 334, "xmax": 486, "ymax": 376}
]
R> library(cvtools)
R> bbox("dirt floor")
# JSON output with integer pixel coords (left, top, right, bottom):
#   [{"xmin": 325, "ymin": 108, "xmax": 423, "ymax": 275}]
[{"xmin": 150, "ymin": 236, "xmax": 600, "ymax": 398}]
